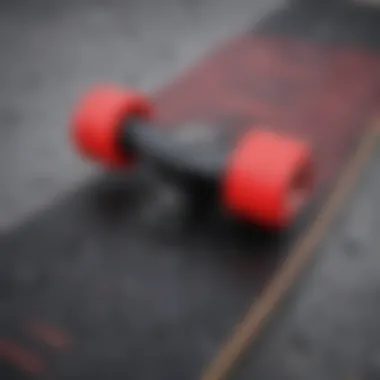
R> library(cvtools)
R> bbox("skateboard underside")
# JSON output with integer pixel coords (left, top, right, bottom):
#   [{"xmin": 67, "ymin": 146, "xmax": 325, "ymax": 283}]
[{"xmin": 2, "ymin": 2, "xmax": 380, "ymax": 380}]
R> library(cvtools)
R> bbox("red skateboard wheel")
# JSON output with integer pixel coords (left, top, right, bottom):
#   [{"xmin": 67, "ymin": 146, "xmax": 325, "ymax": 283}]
[
  {"xmin": 223, "ymin": 129, "xmax": 313, "ymax": 229},
  {"xmin": 71, "ymin": 86, "xmax": 153, "ymax": 168}
]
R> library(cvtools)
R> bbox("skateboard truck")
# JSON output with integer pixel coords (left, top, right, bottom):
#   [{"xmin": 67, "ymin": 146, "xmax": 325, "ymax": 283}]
[{"xmin": 71, "ymin": 86, "xmax": 314, "ymax": 229}]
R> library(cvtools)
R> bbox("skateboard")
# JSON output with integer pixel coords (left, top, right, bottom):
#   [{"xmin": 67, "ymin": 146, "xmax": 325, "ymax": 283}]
[{"xmin": 2, "ymin": 2, "xmax": 380, "ymax": 380}]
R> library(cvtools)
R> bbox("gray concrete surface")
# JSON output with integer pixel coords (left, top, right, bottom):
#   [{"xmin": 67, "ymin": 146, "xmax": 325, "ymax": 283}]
[{"xmin": 0, "ymin": 0, "xmax": 284, "ymax": 232}]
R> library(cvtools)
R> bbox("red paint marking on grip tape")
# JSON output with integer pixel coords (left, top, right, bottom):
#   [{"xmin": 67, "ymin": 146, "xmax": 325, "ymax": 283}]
[
  {"xmin": 0, "ymin": 339, "xmax": 46, "ymax": 375},
  {"xmin": 28, "ymin": 321, "xmax": 72, "ymax": 351}
]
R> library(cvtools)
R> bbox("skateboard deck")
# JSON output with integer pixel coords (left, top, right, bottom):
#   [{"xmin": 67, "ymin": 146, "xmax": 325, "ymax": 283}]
[{"xmin": 2, "ymin": 2, "xmax": 380, "ymax": 380}]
